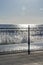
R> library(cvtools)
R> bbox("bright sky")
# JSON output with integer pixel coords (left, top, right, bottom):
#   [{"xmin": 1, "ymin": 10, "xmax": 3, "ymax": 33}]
[{"xmin": 0, "ymin": 0, "xmax": 43, "ymax": 24}]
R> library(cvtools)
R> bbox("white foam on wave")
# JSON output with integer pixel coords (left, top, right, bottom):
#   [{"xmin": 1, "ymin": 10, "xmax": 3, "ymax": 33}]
[{"xmin": 0, "ymin": 43, "xmax": 43, "ymax": 52}]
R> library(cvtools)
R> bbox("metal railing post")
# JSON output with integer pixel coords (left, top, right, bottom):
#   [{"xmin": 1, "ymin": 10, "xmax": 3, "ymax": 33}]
[{"xmin": 28, "ymin": 25, "xmax": 30, "ymax": 54}]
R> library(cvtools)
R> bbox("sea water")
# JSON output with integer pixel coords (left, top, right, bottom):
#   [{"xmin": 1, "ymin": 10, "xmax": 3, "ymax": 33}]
[{"xmin": 0, "ymin": 43, "xmax": 43, "ymax": 52}]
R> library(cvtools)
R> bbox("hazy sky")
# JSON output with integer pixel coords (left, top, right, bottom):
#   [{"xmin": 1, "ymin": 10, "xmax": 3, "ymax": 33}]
[{"xmin": 0, "ymin": 0, "xmax": 43, "ymax": 24}]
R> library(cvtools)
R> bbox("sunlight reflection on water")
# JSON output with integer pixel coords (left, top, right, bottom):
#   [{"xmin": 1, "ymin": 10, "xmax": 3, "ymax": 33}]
[{"xmin": 0, "ymin": 43, "xmax": 43, "ymax": 52}]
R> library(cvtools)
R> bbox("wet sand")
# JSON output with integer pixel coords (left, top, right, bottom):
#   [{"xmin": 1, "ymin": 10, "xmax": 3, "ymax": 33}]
[{"xmin": 0, "ymin": 51, "xmax": 43, "ymax": 65}]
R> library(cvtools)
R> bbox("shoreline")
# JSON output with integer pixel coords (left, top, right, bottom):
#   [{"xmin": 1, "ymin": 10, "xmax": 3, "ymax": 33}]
[{"xmin": 0, "ymin": 50, "xmax": 43, "ymax": 55}]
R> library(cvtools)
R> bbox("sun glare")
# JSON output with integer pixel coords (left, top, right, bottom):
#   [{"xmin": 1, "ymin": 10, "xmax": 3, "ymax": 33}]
[{"xmin": 19, "ymin": 24, "xmax": 36, "ymax": 28}]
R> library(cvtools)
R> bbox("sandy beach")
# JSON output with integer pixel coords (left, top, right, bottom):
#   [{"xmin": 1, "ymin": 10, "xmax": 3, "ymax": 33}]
[{"xmin": 0, "ymin": 51, "xmax": 43, "ymax": 65}]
